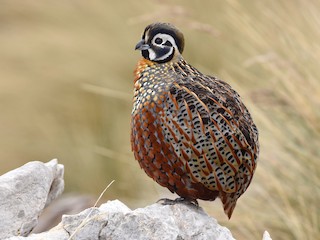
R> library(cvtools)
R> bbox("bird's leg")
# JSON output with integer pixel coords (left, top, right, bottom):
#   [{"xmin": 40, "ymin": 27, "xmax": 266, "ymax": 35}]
[
  {"xmin": 156, "ymin": 198, "xmax": 176, "ymax": 205},
  {"xmin": 157, "ymin": 197, "xmax": 199, "ymax": 207}
]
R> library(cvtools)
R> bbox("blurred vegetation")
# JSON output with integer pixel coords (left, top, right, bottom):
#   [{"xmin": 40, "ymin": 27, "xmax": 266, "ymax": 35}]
[{"xmin": 0, "ymin": 0, "xmax": 319, "ymax": 239}]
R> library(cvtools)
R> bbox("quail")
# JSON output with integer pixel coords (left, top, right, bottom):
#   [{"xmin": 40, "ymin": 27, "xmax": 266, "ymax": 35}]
[{"xmin": 131, "ymin": 22, "xmax": 259, "ymax": 218}]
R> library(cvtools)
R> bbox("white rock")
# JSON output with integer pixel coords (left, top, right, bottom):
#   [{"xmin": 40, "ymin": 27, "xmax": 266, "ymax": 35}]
[
  {"xmin": 5, "ymin": 225, "xmax": 69, "ymax": 240},
  {"xmin": 263, "ymin": 231, "xmax": 272, "ymax": 240},
  {"xmin": 101, "ymin": 202, "xmax": 234, "ymax": 240},
  {"xmin": 0, "ymin": 159, "xmax": 64, "ymax": 239},
  {"xmin": 0, "ymin": 159, "xmax": 270, "ymax": 240},
  {"xmin": 21, "ymin": 200, "xmax": 235, "ymax": 240},
  {"xmin": 99, "ymin": 199, "xmax": 131, "ymax": 213}
]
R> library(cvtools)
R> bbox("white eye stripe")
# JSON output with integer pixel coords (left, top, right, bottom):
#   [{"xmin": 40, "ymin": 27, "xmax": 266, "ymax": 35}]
[
  {"xmin": 144, "ymin": 29, "xmax": 150, "ymax": 43},
  {"xmin": 152, "ymin": 33, "xmax": 179, "ymax": 51}
]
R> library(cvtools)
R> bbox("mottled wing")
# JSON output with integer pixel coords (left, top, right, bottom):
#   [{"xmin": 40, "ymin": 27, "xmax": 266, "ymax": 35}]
[{"xmin": 160, "ymin": 76, "xmax": 258, "ymax": 196}]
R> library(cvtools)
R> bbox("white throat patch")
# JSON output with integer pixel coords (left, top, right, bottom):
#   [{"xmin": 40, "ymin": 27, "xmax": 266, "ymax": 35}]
[
  {"xmin": 152, "ymin": 33, "xmax": 179, "ymax": 51},
  {"xmin": 148, "ymin": 48, "xmax": 157, "ymax": 60}
]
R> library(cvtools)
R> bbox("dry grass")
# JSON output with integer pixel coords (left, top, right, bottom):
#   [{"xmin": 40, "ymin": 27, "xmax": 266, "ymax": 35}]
[
  {"xmin": 0, "ymin": 0, "xmax": 319, "ymax": 239},
  {"xmin": 68, "ymin": 180, "xmax": 115, "ymax": 240}
]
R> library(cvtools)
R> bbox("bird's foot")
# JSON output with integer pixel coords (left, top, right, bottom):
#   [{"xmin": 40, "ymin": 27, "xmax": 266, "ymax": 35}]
[{"xmin": 157, "ymin": 197, "xmax": 199, "ymax": 207}]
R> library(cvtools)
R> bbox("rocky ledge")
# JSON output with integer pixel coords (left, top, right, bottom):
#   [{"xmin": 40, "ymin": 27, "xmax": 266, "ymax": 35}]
[{"xmin": 0, "ymin": 160, "xmax": 271, "ymax": 240}]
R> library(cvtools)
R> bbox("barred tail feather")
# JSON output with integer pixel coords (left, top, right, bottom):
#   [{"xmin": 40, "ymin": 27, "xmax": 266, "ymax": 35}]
[{"xmin": 220, "ymin": 192, "xmax": 237, "ymax": 219}]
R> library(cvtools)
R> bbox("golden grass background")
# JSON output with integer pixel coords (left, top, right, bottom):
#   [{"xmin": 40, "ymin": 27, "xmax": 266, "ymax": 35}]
[{"xmin": 0, "ymin": 0, "xmax": 319, "ymax": 239}]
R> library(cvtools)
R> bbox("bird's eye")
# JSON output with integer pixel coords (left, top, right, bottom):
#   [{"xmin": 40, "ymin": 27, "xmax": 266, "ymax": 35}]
[{"xmin": 154, "ymin": 37, "xmax": 163, "ymax": 44}]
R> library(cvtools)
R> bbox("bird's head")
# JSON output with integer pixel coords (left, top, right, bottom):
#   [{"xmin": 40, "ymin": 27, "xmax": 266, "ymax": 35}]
[{"xmin": 135, "ymin": 22, "xmax": 185, "ymax": 64}]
